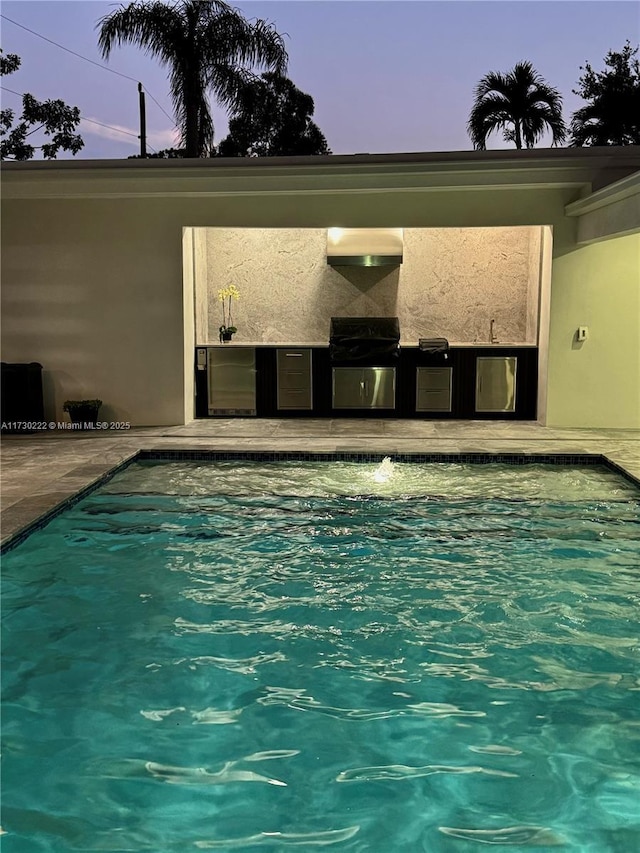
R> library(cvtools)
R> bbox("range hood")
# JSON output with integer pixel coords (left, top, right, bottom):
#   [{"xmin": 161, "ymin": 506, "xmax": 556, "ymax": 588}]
[{"xmin": 327, "ymin": 228, "xmax": 403, "ymax": 267}]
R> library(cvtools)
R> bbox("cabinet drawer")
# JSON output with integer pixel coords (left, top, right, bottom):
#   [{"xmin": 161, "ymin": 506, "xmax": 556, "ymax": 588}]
[
  {"xmin": 417, "ymin": 367, "xmax": 451, "ymax": 391},
  {"xmin": 277, "ymin": 349, "xmax": 312, "ymax": 409},
  {"xmin": 417, "ymin": 388, "xmax": 452, "ymax": 412},
  {"xmin": 416, "ymin": 367, "xmax": 452, "ymax": 412},
  {"xmin": 278, "ymin": 369, "xmax": 312, "ymax": 391},
  {"xmin": 278, "ymin": 388, "xmax": 312, "ymax": 410},
  {"xmin": 277, "ymin": 349, "xmax": 311, "ymax": 370}
]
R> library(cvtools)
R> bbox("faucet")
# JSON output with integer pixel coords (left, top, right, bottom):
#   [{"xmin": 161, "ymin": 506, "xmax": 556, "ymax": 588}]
[{"xmin": 490, "ymin": 318, "xmax": 498, "ymax": 344}]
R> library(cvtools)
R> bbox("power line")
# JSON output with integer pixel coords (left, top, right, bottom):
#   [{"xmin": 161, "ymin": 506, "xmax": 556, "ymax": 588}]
[
  {"xmin": 1, "ymin": 85, "xmax": 25, "ymax": 99},
  {"xmin": 1, "ymin": 14, "xmax": 139, "ymax": 82},
  {"xmin": 82, "ymin": 116, "xmax": 140, "ymax": 139},
  {"xmin": 1, "ymin": 84, "xmax": 157, "ymax": 150},
  {"xmin": 145, "ymin": 90, "xmax": 174, "ymax": 125},
  {"xmin": 79, "ymin": 116, "xmax": 159, "ymax": 151},
  {"xmin": 0, "ymin": 13, "xmax": 176, "ymax": 126}
]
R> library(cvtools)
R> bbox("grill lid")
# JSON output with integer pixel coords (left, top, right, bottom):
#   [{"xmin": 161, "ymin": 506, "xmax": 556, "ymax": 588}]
[
  {"xmin": 329, "ymin": 316, "xmax": 400, "ymax": 363},
  {"xmin": 330, "ymin": 316, "xmax": 400, "ymax": 342}
]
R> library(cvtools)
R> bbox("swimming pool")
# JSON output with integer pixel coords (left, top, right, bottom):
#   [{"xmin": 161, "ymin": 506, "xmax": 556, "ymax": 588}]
[{"xmin": 2, "ymin": 458, "xmax": 639, "ymax": 851}]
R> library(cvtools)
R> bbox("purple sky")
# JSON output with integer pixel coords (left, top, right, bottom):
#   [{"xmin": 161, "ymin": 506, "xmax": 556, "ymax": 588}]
[{"xmin": 1, "ymin": 1, "xmax": 638, "ymax": 159}]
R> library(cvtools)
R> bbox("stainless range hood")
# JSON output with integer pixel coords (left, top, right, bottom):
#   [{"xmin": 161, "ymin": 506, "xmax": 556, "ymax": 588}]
[{"xmin": 327, "ymin": 228, "xmax": 403, "ymax": 267}]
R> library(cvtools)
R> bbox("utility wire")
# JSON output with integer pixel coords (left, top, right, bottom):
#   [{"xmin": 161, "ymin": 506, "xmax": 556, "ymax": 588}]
[
  {"xmin": 1, "ymin": 84, "xmax": 158, "ymax": 151},
  {"xmin": 1, "ymin": 85, "xmax": 26, "ymax": 99},
  {"xmin": 82, "ymin": 116, "xmax": 142, "ymax": 140},
  {"xmin": 145, "ymin": 90, "xmax": 174, "ymax": 125},
  {"xmin": 1, "ymin": 14, "xmax": 139, "ymax": 81},
  {"xmin": 0, "ymin": 13, "xmax": 176, "ymax": 126}
]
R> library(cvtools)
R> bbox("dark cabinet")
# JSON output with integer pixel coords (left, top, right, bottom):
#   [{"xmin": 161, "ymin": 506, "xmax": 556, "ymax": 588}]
[
  {"xmin": 196, "ymin": 345, "xmax": 537, "ymax": 420},
  {"xmin": 1, "ymin": 362, "xmax": 44, "ymax": 431},
  {"xmin": 277, "ymin": 349, "xmax": 312, "ymax": 410}
]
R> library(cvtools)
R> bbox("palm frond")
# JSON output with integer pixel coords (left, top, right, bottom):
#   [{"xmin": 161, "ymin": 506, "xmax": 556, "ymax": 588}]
[
  {"xmin": 97, "ymin": 1, "xmax": 184, "ymax": 64},
  {"xmin": 467, "ymin": 93, "xmax": 513, "ymax": 149},
  {"xmin": 97, "ymin": 0, "xmax": 288, "ymax": 157},
  {"xmin": 198, "ymin": 9, "xmax": 288, "ymax": 83},
  {"xmin": 468, "ymin": 59, "xmax": 566, "ymax": 149}
]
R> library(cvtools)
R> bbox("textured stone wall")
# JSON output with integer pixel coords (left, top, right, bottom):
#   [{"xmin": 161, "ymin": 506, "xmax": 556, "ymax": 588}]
[{"xmin": 202, "ymin": 227, "xmax": 541, "ymax": 344}]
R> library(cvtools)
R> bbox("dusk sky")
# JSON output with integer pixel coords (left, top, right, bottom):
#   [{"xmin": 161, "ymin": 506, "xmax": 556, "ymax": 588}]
[{"xmin": 1, "ymin": 0, "xmax": 638, "ymax": 159}]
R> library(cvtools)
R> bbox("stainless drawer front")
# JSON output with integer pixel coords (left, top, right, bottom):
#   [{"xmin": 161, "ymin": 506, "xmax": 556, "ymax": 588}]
[
  {"xmin": 278, "ymin": 370, "xmax": 311, "ymax": 391},
  {"xmin": 277, "ymin": 348, "xmax": 312, "ymax": 410},
  {"xmin": 417, "ymin": 389, "xmax": 452, "ymax": 412},
  {"xmin": 278, "ymin": 388, "xmax": 312, "ymax": 409},
  {"xmin": 277, "ymin": 349, "xmax": 311, "ymax": 369},
  {"xmin": 416, "ymin": 367, "xmax": 452, "ymax": 412}
]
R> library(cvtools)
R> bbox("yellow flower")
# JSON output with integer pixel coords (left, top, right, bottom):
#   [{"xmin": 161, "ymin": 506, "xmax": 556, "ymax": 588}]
[
  {"xmin": 219, "ymin": 285, "xmax": 240, "ymax": 332},
  {"xmin": 218, "ymin": 285, "xmax": 240, "ymax": 302}
]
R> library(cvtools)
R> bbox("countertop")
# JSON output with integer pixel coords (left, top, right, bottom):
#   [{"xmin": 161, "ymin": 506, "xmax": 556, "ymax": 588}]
[{"xmin": 198, "ymin": 341, "xmax": 538, "ymax": 348}]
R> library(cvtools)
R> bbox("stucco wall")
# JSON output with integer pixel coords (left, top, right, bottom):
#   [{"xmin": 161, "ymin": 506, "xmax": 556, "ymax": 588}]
[
  {"xmin": 2, "ymin": 182, "xmax": 632, "ymax": 427},
  {"xmin": 202, "ymin": 227, "xmax": 541, "ymax": 345},
  {"xmin": 181, "ymin": 229, "xmax": 195, "ymax": 424},
  {"xmin": 546, "ymin": 232, "xmax": 640, "ymax": 428},
  {"xmin": 576, "ymin": 190, "xmax": 640, "ymax": 244},
  {"xmin": 1, "ymin": 199, "xmax": 187, "ymax": 426}
]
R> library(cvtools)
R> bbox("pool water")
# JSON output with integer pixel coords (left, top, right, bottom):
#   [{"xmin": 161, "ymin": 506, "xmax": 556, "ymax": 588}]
[{"xmin": 2, "ymin": 460, "xmax": 640, "ymax": 852}]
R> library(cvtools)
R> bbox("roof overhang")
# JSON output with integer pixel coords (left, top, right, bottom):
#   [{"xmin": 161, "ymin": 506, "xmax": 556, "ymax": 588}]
[
  {"xmin": 565, "ymin": 169, "xmax": 640, "ymax": 244},
  {"xmin": 2, "ymin": 147, "xmax": 639, "ymax": 202}
]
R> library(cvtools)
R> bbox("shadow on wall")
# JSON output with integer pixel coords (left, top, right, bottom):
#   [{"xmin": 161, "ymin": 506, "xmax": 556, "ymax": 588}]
[
  {"xmin": 311, "ymin": 265, "xmax": 401, "ymax": 337},
  {"xmin": 43, "ymin": 369, "xmax": 124, "ymax": 424},
  {"xmin": 201, "ymin": 226, "xmax": 539, "ymax": 344},
  {"xmin": 42, "ymin": 369, "xmax": 57, "ymax": 419},
  {"xmin": 330, "ymin": 265, "xmax": 401, "ymax": 290}
]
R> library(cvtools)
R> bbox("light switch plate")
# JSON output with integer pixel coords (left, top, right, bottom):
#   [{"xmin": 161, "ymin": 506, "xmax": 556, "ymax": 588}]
[{"xmin": 577, "ymin": 326, "xmax": 588, "ymax": 342}]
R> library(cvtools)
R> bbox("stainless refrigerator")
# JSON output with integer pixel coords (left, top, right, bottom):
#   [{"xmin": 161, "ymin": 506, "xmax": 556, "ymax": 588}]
[{"xmin": 205, "ymin": 347, "xmax": 256, "ymax": 416}]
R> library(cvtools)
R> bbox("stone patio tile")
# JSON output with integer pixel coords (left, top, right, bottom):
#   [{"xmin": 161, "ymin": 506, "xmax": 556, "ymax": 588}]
[{"xmin": 2, "ymin": 421, "xmax": 639, "ymax": 549}]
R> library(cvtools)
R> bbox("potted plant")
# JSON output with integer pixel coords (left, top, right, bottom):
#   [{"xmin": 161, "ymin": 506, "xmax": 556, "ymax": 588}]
[
  {"xmin": 218, "ymin": 284, "xmax": 240, "ymax": 342},
  {"xmin": 63, "ymin": 398, "xmax": 103, "ymax": 426}
]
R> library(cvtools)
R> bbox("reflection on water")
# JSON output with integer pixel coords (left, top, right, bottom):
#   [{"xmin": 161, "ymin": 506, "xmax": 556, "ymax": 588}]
[
  {"xmin": 102, "ymin": 459, "xmax": 639, "ymax": 502},
  {"xmin": 1, "ymin": 460, "xmax": 639, "ymax": 851}
]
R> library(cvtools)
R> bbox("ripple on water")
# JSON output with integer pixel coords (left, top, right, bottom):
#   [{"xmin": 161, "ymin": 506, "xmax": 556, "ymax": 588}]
[{"xmin": 1, "ymin": 459, "xmax": 639, "ymax": 851}]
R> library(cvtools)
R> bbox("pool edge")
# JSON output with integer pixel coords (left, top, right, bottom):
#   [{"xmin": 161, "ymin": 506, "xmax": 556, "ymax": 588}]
[{"xmin": 2, "ymin": 449, "xmax": 638, "ymax": 554}]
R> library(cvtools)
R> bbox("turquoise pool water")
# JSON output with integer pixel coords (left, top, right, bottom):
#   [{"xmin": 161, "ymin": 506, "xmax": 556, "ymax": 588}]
[{"xmin": 2, "ymin": 460, "xmax": 640, "ymax": 852}]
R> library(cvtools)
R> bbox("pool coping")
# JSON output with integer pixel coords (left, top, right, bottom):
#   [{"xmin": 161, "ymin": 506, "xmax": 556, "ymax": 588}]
[{"xmin": 1, "ymin": 449, "xmax": 638, "ymax": 554}]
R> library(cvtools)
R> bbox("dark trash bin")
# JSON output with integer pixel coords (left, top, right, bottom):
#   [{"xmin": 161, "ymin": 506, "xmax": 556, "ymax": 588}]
[{"xmin": 1, "ymin": 362, "xmax": 44, "ymax": 432}]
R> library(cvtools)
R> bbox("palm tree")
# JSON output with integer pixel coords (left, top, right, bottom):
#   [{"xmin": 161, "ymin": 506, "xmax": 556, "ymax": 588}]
[
  {"xmin": 468, "ymin": 60, "xmax": 566, "ymax": 150},
  {"xmin": 97, "ymin": 0, "xmax": 288, "ymax": 157}
]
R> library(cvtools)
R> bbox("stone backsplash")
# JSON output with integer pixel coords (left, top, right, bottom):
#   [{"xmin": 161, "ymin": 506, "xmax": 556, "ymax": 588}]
[{"xmin": 197, "ymin": 227, "xmax": 542, "ymax": 345}]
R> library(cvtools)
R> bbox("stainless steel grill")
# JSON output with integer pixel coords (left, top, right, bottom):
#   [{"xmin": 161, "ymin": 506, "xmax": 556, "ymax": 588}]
[
  {"xmin": 329, "ymin": 317, "xmax": 400, "ymax": 409},
  {"xmin": 329, "ymin": 316, "xmax": 401, "ymax": 365}
]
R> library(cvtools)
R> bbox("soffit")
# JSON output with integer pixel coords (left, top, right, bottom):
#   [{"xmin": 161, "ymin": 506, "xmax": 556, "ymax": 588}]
[
  {"xmin": 565, "ymin": 170, "xmax": 640, "ymax": 216},
  {"xmin": 2, "ymin": 149, "xmax": 638, "ymax": 201}
]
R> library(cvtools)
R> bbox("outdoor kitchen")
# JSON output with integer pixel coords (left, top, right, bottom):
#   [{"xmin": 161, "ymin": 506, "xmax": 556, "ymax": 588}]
[
  {"xmin": 193, "ymin": 226, "xmax": 542, "ymax": 346},
  {"xmin": 193, "ymin": 226, "xmax": 542, "ymax": 420}
]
